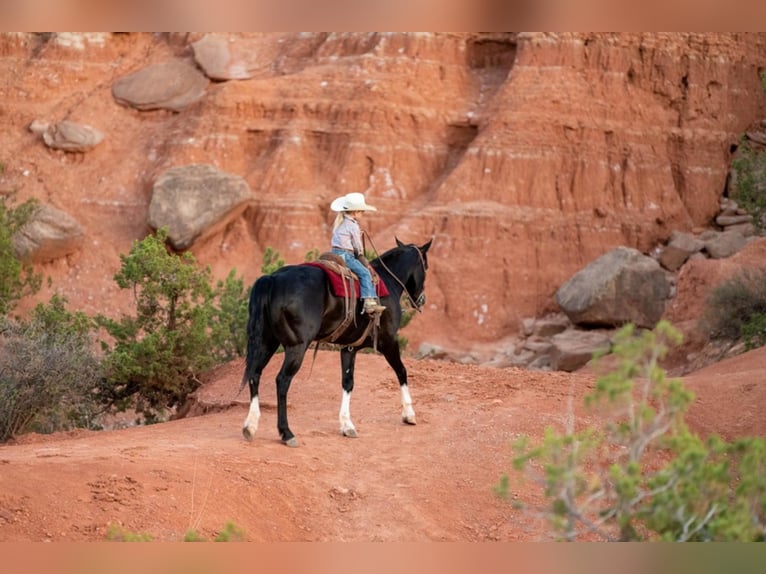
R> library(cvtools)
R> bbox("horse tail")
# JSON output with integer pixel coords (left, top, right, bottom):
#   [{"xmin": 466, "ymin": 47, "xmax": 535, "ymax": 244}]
[{"xmin": 239, "ymin": 274, "xmax": 273, "ymax": 393}]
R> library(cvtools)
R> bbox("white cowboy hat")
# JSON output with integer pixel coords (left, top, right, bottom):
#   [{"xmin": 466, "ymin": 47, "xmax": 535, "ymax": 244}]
[{"xmin": 330, "ymin": 192, "xmax": 377, "ymax": 212}]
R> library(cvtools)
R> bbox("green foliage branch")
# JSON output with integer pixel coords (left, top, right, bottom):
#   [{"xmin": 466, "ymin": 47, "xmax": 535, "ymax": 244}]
[
  {"xmin": 498, "ymin": 320, "xmax": 766, "ymax": 541},
  {"xmin": 731, "ymin": 139, "xmax": 766, "ymax": 232},
  {"xmin": 96, "ymin": 228, "xmax": 249, "ymax": 422},
  {"xmin": 0, "ymin": 194, "xmax": 43, "ymax": 316}
]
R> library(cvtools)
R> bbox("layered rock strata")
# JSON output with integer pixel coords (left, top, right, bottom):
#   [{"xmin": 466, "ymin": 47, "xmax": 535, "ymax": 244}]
[{"xmin": 0, "ymin": 32, "xmax": 765, "ymax": 353}]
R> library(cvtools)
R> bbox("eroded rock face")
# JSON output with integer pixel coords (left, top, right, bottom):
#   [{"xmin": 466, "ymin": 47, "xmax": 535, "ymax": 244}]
[{"xmin": 1, "ymin": 32, "xmax": 765, "ymax": 355}]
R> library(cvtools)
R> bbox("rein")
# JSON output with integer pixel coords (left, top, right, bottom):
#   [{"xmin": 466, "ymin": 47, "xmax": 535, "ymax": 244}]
[{"xmin": 364, "ymin": 232, "xmax": 426, "ymax": 313}]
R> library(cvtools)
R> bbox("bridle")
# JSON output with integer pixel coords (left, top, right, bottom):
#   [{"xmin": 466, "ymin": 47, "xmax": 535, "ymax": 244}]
[
  {"xmin": 364, "ymin": 233, "xmax": 428, "ymax": 313},
  {"xmin": 408, "ymin": 247, "xmax": 427, "ymax": 311}
]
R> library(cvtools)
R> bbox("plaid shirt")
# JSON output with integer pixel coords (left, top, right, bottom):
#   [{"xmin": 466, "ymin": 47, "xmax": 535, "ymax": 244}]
[{"xmin": 331, "ymin": 214, "xmax": 363, "ymax": 255}]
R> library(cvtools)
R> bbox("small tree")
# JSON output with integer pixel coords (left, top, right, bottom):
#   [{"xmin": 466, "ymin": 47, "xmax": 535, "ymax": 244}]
[
  {"xmin": 498, "ymin": 320, "xmax": 766, "ymax": 541},
  {"xmin": 0, "ymin": 194, "xmax": 43, "ymax": 316},
  {"xmin": 731, "ymin": 139, "xmax": 766, "ymax": 231},
  {"xmin": 208, "ymin": 269, "xmax": 249, "ymax": 361},
  {"xmin": 304, "ymin": 248, "xmax": 320, "ymax": 262},
  {"xmin": 96, "ymin": 229, "xmax": 221, "ymax": 421},
  {"xmin": 261, "ymin": 246, "xmax": 284, "ymax": 275}
]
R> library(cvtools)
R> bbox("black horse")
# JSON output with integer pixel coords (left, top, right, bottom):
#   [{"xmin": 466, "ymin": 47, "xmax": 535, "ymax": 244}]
[{"xmin": 241, "ymin": 237, "xmax": 432, "ymax": 446}]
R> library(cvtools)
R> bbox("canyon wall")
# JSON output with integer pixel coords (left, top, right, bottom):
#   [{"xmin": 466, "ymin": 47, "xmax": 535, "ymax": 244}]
[{"xmin": 1, "ymin": 32, "xmax": 764, "ymax": 352}]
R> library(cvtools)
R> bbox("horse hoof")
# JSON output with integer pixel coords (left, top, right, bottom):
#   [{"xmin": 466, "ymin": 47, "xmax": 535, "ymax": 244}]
[
  {"xmin": 242, "ymin": 427, "xmax": 255, "ymax": 441},
  {"xmin": 342, "ymin": 428, "xmax": 358, "ymax": 438},
  {"xmin": 283, "ymin": 437, "xmax": 299, "ymax": 448},
  {"xmin": 402, "ymin": 416, "xmax": 417, "ymax": 425}
]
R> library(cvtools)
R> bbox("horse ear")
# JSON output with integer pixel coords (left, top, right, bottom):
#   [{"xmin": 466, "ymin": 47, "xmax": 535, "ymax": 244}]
[
  {"xmin": 395, "ymin": 237, "xmax": 405, "ymax": 247},
  {"xmin": 420, "ymin": 238, "xmax": 433, "ymax": 253}
]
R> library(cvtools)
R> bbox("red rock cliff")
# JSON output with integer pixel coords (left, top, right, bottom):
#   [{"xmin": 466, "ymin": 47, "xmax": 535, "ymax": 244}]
[{"xmin": 1, "ymin": 32, "xmax": 764, "ymax": 352}]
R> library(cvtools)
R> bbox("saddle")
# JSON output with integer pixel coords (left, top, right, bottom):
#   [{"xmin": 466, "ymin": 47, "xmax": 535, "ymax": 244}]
[
  {"xmin": 307, "ymin": 252, "xmax": 387, "ymax": 297},
  {"xmin": 303, "ymin": 252, "xmax": 386, "ymax": 347}
]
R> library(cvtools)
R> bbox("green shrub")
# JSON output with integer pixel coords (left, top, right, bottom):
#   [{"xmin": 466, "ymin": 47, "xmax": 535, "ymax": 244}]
[
  {"xmin": 499, "ymin": 320, "xmax": 766, "ymax": 541},
  {"xmin": 214, "ymin": 521, "xmax": 246, "ymax": 542},
  {"xmin": 304, "ymin": 248, "xmax": 320, "ymax": 262},
  {"xmin": 209, "ymin": 269, "xmax": 249, "ymax": 361},
  {"xmin": 183, "ymin": 529, "xmax": 206, "ymax": 542},
  {"xmin": 741, "ymin": 312, "xmax": 766, "ymax": 351},
  {"xmin": 261, "ymin": 246, "xmax": 284, "ymax": 275},
  {"xmin": 731, "ymin": 139, "xmax": 766, "ymax": 231},
  {"xmin": 105, "ymin": 524, "xmax": 153, "ymax": 542},
  {"xmin": 96, "ymin": 228, "xmax": 248, "ymax": 422},
  {"xmin": 704, "ymin": 268, "xmax": 766, "ymax": 350},
  {"xmin": 0, "ymin": 194, "xmax": 43, "ymax": 316},
  {"xmin": 0, "ymin": 295, "xmax": 103, "ymax": 442}
]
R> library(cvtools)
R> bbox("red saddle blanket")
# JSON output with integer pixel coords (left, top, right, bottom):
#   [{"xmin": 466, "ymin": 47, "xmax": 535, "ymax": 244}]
[{"xmin": 303, "ymin": 262, "xmax": 389, "ymax": 297}]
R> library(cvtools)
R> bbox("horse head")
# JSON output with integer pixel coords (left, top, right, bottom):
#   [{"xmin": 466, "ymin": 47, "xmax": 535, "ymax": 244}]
[{"xmin": 394, "ymin": 237, "xmax": 433, "ymax": 311}]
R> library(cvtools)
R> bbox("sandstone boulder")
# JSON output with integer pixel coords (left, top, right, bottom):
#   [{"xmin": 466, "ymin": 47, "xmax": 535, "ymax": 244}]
[
  {"xmin": 715, "ymin": 213, "xmax": 753, "ymax": 227},
  {"xmin": 745, "ymin": 131, "xmax": 766, "ymax": 146},
  {"xmin": 148, "ymin": 164, "xmax": 253, "ymax": 250},
  {"xmin": 704, "ymin": 230, "xmax": 748, "ymax": 259},
  {"xmin": 658, "ymin": 230, "xmax": 705, "ymax": 271},
  {"xmin": 191, "ymin": 34, "xmax": 278, "ymax": 80},
  {"xmin": 40, "ymin": 120, "xmax": 104, "ymax": 152},
  {"xmin": 12, "ymin": 204, "xmax": 84, "ymax": 263},
  {"xmin": 667, "ymin": 230, "xmax": 706, "ymax": 254},
  {"xmin": 521, "ymin": 313, "xmax": 571, "ymax": 338},
  {"xmin": 112, "ymin": 60, "xmax": 209, "ymax": 111},
  {"xmin": 556, "ymin": 246, "xmax": 673, "ymax": 329},
  {"xmin": 549, "ymin": 329, "xmax": 613, "ymax": 372}
]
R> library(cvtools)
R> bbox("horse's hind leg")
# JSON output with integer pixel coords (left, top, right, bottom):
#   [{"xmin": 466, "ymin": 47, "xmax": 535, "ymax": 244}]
[
  {"xmin": 242, "ymin": 337, "xmax": 279, "ymax": 442},
  {"xmin": 275, "ymin": 344, "xmax": 309, "ymax": 447}
]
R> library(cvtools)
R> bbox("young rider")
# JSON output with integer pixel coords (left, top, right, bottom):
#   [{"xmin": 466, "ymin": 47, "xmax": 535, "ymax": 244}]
[{"xmin": 329, "ymin": 192, "xmax": 385, "ymax": 315}]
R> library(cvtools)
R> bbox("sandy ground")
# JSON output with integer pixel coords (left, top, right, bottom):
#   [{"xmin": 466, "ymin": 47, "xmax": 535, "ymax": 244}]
[{"xmin": 0, "ymin": 345, "xmax": 764, "ymax": 542}]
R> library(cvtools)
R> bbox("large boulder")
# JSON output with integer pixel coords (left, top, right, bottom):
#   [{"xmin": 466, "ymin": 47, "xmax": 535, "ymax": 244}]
[
  {"xmin": 112, "ymin": 60, "xmax": 209, "ymax": 111},
  {"xmin": 191, "ymin": 34, "xmax": 278, "ymax": 80},
  {"xmin": 12, "ymin": 204, "xmax": 84, "ymax": 263},
  {"xmin": 148, "ymin": 164, "xmax": 253, "ymax": 250},
  {"xmin": 555, "ymin": 246, "xmax": 673, "ymax": 329}
]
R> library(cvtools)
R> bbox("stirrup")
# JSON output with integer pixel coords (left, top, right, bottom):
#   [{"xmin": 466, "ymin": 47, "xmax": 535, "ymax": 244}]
[{"xmin": 362, "ymin": 299, "xmax": 385, "ymax": 315}]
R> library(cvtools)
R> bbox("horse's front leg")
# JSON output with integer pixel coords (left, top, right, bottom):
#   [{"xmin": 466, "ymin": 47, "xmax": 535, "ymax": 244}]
[
  {"xmin": 400, "ymin": 383, "xmax": 416, "ymax": 425},
  {"xmin": 380, "ymin": 340, "xmax": 416, "ymax": 425},
  {"xmin": 338, "ymin": 347, "xmax": 358, "ymax": 438}
]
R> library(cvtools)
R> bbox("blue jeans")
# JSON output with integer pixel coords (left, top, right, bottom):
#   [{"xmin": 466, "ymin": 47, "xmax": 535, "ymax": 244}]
[{"xmin": 332, "ymin": 248, "xmax": 376, "ymax": 299}]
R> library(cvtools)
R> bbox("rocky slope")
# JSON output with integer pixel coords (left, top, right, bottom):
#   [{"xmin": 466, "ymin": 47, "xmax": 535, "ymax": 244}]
[{"xmin": 1, "ymin": 32, "xmax": 765, "ymax": 359}]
